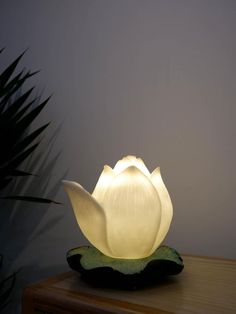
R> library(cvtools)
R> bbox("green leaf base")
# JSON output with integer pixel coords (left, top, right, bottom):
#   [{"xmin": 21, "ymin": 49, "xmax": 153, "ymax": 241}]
[{"xmin": 67, "ymin": 246, "xmax": 184, "ymax": 289}]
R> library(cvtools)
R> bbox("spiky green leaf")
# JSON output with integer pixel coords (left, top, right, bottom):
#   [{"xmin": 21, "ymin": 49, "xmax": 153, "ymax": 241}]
[{"xmin": 0, "ymin": 51, "xmax": 25, "ymax": 89}]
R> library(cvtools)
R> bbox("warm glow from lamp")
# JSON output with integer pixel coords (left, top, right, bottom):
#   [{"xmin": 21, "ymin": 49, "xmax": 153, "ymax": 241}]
[{"xmin": 63, "ymin": 155, "xmax": 173, "ymax": 259}]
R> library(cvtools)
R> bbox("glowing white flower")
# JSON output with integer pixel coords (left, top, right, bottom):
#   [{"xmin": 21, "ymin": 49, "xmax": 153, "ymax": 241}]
[{"xmin": 63, "ymin": 155, "xmax": 173, "ymax": 259}]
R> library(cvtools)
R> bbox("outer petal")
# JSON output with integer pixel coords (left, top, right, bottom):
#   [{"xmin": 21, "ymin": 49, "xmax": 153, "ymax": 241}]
[
  {"xmin": 103, "ymin": 166, "xmax": 162, "ymax": 259},
  {"xmin": 150, "ymin": 168, "xmax": 173, "ymax": 250},
  {"xmin": 92, "ymin": 165, "xmax": 115, "ymax": 204},
  {"xmin": 62, "ymin": 180, "xmax": 112, "ymax": 256},
  {"xmin": 113, "ymin": 155, "xmax": 150, "ymax": 177}
]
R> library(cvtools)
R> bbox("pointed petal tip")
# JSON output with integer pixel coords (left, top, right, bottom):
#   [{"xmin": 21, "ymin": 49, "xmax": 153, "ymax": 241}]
[
  {"xmin": 152, "ymin": 167, "xmax": 161, "ymax": 175},
  {"xmin": 126, "ymin": 155, "xmax": 137, "ymax": 160},
  {"xmin": 103, "ymin": 165, "xmax": 112, "ymax": 171},
  {"xmin": 62, "ymin": 179, "xmax": 74, "ymax": 185},
  {"xmin": 62, "ymin": 180, "xmax": 83, "ymax": 189}
]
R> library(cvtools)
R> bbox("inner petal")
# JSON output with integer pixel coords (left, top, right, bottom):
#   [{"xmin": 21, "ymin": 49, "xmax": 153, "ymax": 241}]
[
  {"xmin": 150, "ymin": 167, "xmax": 173, "ymax": 250},
  {"xmin": 92, "ymin": 165, "xmax": 115, "ymax": 204},
  {"xmin": 103, "ymin": 166, "xmax": 161, "ymax": 259},
  {"xmin": 113, "ymin": 155, "xmax": 150, "ymax": 177}
]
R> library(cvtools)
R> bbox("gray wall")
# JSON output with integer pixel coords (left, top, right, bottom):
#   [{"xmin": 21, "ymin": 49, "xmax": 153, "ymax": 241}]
[{"xmin": 1, "ymin": 0, "xmax": 236, "ymax": 289}]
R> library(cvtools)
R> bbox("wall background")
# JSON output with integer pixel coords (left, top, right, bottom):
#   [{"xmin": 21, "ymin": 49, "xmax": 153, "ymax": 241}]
[{"xmin": 0, "ymin": 0, "xmax": 235, "ymax": 306}]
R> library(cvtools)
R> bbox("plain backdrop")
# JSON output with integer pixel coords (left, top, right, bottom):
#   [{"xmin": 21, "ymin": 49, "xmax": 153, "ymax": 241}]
[{"xmin": 0, "ymin": 0, "xmax": 236, "ymax": 290}]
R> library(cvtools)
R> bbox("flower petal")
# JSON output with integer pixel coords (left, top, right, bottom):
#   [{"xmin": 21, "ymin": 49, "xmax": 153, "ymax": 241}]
[
  {"xmin": 62, "ymin": 180, "xmax": 112, "ymax": 256},
  {"xmin": 150, "ymin": 168, "xmax": 173, "ymax": 249},
  {"xmin": 103, "ymin": 166, "xmax": 161, "ymax": 259},
  {"xmin": 92, "ymin": 165, "xmax": 115, "ymax": 203},
  {"xmin": 113, "ymin": 155, "xmax": 150, "ymax": 177}
]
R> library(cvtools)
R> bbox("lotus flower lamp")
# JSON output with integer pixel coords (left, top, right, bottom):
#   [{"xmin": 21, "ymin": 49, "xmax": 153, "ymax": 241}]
[{"xmin": 63, "ymin": 156, "xmax": 183, "ymax": 288}]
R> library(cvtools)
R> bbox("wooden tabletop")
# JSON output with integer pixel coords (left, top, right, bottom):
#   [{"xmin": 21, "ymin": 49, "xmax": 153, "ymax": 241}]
[{"xmin": 22, "ymin": 255, "xmax": 236, "ymax": 314}]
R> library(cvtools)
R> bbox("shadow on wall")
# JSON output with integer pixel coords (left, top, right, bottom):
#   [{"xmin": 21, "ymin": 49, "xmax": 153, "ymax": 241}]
[{"xmin": 0, "ymin": 123, "xmax": 68, "ymax": 314}]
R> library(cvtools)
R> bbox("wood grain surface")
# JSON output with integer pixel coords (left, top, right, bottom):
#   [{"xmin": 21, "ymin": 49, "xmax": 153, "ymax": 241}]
[{"xmin": 22, "ymin": 255, "xmax": 236, "ymax": 314}]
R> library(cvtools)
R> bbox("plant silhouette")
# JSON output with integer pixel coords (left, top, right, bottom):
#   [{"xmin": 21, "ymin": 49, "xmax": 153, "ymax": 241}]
[{"xmin": 0, "ymin": 50, "xmax": 66, "ymax": 313}]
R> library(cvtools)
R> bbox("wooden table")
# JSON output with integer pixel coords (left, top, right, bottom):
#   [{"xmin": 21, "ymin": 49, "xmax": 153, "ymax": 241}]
[{"xmin": 22, "ymin": 255, "xmax": 236, "ymax": 314}]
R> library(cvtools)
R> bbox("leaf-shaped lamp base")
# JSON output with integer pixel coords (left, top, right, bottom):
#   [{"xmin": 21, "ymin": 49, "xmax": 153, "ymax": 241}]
[{"xmin": 66, "ymin": 245, "xmax": 184, "ymax": 289}]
